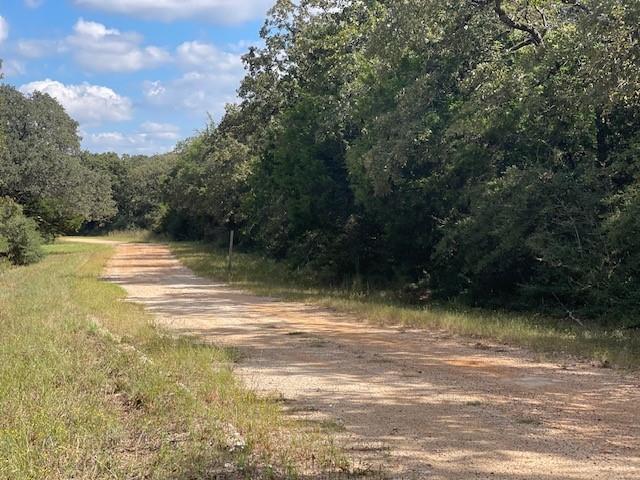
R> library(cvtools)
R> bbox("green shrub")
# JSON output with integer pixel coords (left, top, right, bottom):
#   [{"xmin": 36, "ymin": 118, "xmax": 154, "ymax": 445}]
[{"xmin": 0, "ymin": 197, "xmax": 44, "ymax": 266}]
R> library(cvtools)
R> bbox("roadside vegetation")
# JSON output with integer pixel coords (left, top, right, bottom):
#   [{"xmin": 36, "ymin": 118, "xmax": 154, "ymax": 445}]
[
  {"xmin": 0, "ymin": 198, "xmax": 42, "ymax": 268},
  {"xmin": 172, "ymin": 242, "xmax": 640, "ymax": 369},
  {"xmin": 0, "ymin": 241, "xmax": 355, "ymax": 479}
]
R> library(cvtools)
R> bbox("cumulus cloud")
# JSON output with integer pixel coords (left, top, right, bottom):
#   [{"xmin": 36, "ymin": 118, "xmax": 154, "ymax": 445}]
[
  {"xmin": 83, "ymin": 122, "xmax": 181, "ymax": 154},
  {"xmin": 14, "ymin": 19, "xmax": 168, "ymax": 72},
  {"xmin": 1, "ymin": 59, "xmax": 27, "ymax": 77},
  {"xmin": 140, "ymin": 121, "xmax": 180, "ymax": 138},
  {"xmin": 67, "ymin": 19, "xmax": 170, "ymax": 72},
  {"xmin": 16, "ymin": 39, "xmax": 63, "ymax": 59},
  {"xmin": 74, "ymin": 0, "xmax": 273, "ymax": 24},
  {"xmin": 177, "ymin": 41, "xmax": 242, "ymax": 72},
  {"xmin": 0, "ymin": 16, "xmax": 9, "ymax": 45},
  {"xmin": 143, "ymin": 69, "xmax": 240, "ymax": 120},
  {"xmin": 142, "ymin": 42, "xmax": 244, "ymax": 120},
  {"xmin": 19, "ymin": 79, "xmax": 133, "ymax": 125}
]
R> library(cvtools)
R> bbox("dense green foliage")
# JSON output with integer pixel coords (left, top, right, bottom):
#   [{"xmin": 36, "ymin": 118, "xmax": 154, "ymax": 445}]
[
  {"xmin": 0, "ymin": 197, "xmax": 43, "ymax": 266},
  {"xmin": 82, "ymin": 152, "xmax": 176, "ymax": 233},
  {"xmin": 0, "ymin": 83, "xmax": 116, "ymax": 247},
  {"xmin": 147, "ymin": 0, "xmax": 640, "ymax": 322},
  {"xmin": 161, "ymin": 127, "xmax": 252, "ymax": 240}
]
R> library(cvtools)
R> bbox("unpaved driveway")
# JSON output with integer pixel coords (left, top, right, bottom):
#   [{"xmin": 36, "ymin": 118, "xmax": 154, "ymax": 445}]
[{"xmin": 101, "ymin": 242, "xmax": 639, "ymax": 479}]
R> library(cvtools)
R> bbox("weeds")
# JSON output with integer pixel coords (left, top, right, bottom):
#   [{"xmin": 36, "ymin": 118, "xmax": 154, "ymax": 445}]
[{"xmin": 0, "ymin": 241, "xmax": 356, "ymax": 479}]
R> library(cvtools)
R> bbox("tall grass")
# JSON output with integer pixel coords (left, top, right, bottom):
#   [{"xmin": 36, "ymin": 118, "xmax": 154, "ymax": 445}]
[
  {"xmin": 171, "ymin": 242, "xmax": 640, "ymax": 369},
  {"xmin": 0, "ymin": 241, "xmax": 352, "ymax": 479},
  {"xmin": 101, "ymin": 228, "xmax": 160, "ymax": 243}
]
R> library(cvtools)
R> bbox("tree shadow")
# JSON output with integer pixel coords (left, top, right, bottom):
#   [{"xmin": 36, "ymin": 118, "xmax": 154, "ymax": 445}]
[{"xmin": 105, "ymin": 245, "xmax": 640, "ymax": 480}]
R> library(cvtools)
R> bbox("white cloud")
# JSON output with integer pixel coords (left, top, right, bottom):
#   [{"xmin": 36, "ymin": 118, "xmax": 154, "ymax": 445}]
[
  {"xmin": 19, "ymin": 79, "xmax": 133, "ymax": 125},
  {"xmin": 0, "ymin": 16, "xmax": 9, "ymax": 45},
  {"xmin": 177, "ymin": 41, "xmax": 242, "ymax": 72},
  {"xmin": 83, "ymin": 123, "xmax": 181, "ymax": 154},
  {"xmin": 143, "ymin": 43, "xmax": 244, "ymax": 120},
  {"xmin": 140, "ymin": 121, "xmax": 180, "ymax": 137},
  {"xmin": 16, "ymin": 39, "xmax": 63, "ymax": 59},
  {"xmin": 143, "ymin": 80, "xmax": 166, "ymax": 99},
  {"xmin": 67, "ymin": 19, "xmax": 170, "ymax": 72},
  {"xmin": 74, "ymin": 0, "xmax": 273, "ymax": 24},
  {"xmin": 74, "ymin": 18, "xmax": 120, "ymax": 38},
  {"xmin": 24, "ymin": 0, "xmax": 44, "ymax": 8},
  {"xmin": 227, "ymin": 39, "xmax": 261, "ymax": 53},
  {"xmin": 1, "ymin": 59, "xmax": 27, "ymax": 77},
  {"xmin": 143, "ymin": 69, "xmax": 240, "ymax": 120},
  {"xmin": 13, "ymin": 19, "xmax": 168, "ymax": 72}
]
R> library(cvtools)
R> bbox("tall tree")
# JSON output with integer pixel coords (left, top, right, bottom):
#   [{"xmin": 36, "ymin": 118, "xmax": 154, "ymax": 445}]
[{"xmin": 0, "ymin": 85, "xmax": 115, "ymax": 236}]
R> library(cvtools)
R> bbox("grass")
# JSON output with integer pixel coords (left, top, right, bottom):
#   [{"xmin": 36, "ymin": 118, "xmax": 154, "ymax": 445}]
[
  {"xmin": 171, "ymin": 241, "xmax": 640, "ymax": 369},
  {"xmin": 76, "ymin": 228, "xmax": 161, "ymax": 243},
  {"xmin": 0, "ymin": 241, "xmax": 356, "ymax": 479}
]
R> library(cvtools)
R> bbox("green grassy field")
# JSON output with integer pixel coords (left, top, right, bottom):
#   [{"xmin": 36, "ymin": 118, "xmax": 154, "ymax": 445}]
[
  {"xmin": 0, "ymin": 242, "xmax": 352, "ymax": 479},
  {"xmin": 171, "ymin": 242, "xmax": 640, "ymax": 369}
]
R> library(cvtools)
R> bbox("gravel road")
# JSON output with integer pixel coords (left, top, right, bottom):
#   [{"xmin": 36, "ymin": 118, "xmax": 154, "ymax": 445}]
[{"xmin": 101, "ymin": 242, "xmax": 640, "ymax": 479}]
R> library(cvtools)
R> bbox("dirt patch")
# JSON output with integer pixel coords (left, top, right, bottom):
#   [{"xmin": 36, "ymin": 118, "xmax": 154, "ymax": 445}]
[{"xmin": 102, "ymin": 242, "xmax": 640, "ymax": 479}]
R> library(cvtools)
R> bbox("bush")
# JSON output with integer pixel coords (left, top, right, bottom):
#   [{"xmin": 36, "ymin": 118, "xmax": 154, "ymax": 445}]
[{"xmin": 0, "ymin": 197, "xmax": 44, "ymax": 266}]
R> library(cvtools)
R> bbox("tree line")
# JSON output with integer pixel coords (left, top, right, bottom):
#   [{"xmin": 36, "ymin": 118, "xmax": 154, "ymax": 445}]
[
  {"xmin": 3, "ymin": 1, "xmax": 640, "ymax": 324},
  {"xmin": 160, "ymin": 0, "xmax": 640, "ymax": 323},
  {"xmin": 0, "ymin": 79, "xmax": 116, "ymax": 266}
]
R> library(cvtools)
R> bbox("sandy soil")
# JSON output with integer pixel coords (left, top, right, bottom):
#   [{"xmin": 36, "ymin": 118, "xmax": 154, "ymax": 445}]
[{"xmin": 99, "ymin": 241, "xmax": 640, "ymax": 479}]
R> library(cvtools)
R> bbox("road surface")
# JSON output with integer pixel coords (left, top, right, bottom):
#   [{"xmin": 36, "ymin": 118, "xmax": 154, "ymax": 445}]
[{"xmin": 99, "ymin": 241, "xmax": 640, "ymax": 479}]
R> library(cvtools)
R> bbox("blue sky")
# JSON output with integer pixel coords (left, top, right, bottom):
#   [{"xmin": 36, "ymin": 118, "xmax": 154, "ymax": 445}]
[{"xmin": 0, "ymin": 0, "xmax": 272, "ymax": 154}]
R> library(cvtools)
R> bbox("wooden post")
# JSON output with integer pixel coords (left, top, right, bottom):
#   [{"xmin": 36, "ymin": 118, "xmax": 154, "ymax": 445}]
[{"xmin": 227, "ymin": 229, "xmax": 235, "ymax": 272}]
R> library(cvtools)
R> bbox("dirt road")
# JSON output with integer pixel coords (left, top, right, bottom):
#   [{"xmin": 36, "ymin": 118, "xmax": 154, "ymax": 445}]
[{"xmin": 101, "ymin": 242, "xmax": 639, "ymax": 479}]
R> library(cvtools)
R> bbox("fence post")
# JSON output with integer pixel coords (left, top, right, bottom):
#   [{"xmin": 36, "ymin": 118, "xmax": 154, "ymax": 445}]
[{"xmin": 227, "ymin": 229, "xmax": 235, "ymax": 272}]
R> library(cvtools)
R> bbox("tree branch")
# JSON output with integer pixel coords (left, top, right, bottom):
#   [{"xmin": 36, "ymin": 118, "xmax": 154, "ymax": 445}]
[
  {"xmin": 493, "ymin": 0, "xmax": 545, "ymax": 46},
  {"xmin": 508, "ymin": 37, "xmax": 537, "ymax": 52}
]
